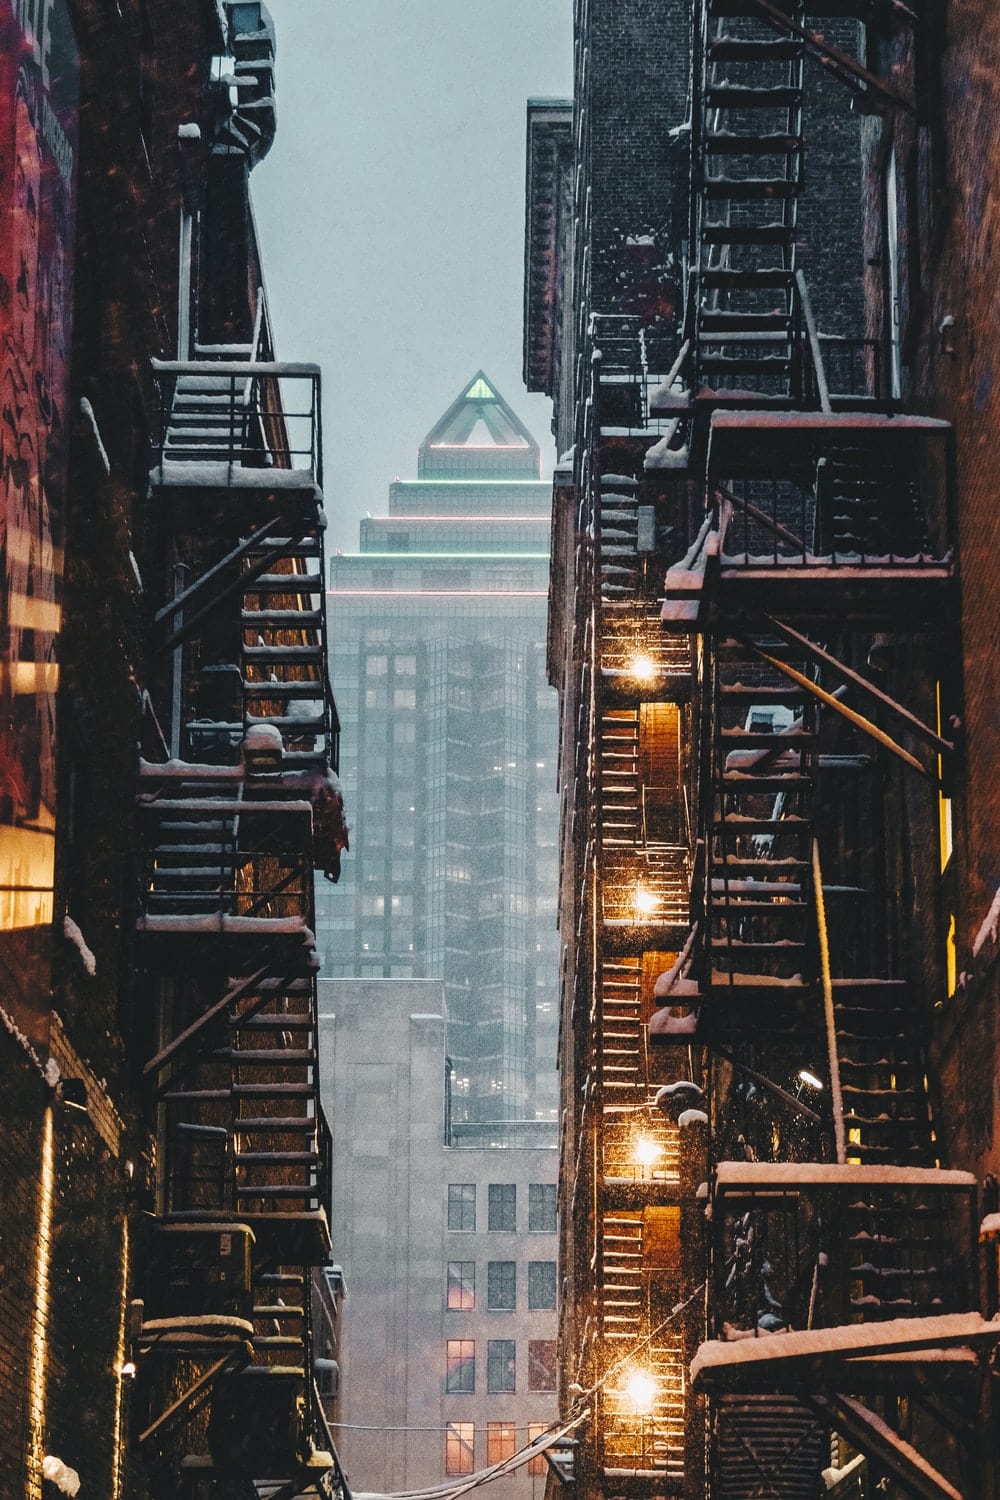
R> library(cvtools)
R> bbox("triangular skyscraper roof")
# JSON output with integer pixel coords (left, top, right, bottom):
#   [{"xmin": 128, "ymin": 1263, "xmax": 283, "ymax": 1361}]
[{"xmin": 418, "ymin": 371, "xmax": 541, "ymax": 479}]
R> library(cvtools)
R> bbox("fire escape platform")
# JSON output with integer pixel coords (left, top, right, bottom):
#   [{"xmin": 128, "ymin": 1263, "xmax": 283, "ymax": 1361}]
[
  {"xmin": 714, "ymin": 1160, "xmax": 975, "ymax": 1196},
  {"xmin": 163, "ymin": 1208, "xmax": 331, "ymax": 1263},
  {"xmin": 601, "ymin": 918, "xmax": 691, "ymax": 956},
  {"xmin": 713, "ymin": 561, "xmax": 954, "ymax": 622},
  {"xmin": 707, "ymin": 410, "xmax": 951, "ymax": 480},
  {"xmin": 135, "ymin": 913, "xmax": 318, "ymax": 973},
  {"xmin": 691, "ymin": 1313, "xmax": 1000, "ymax": 1393},
  {"xmin": 602, "ymin": 1177, "xmax": 683, "ymax": 1211}
]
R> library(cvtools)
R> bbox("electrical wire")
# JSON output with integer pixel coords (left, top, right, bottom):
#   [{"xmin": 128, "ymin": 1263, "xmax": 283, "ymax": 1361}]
[
  {"xmin": 350, "ymin": 1409, "xmax": 589, "ymax": 1500},
  {"xmin": 350, "ymin": 1280, "xmax": 710, "ymax": 1500}
]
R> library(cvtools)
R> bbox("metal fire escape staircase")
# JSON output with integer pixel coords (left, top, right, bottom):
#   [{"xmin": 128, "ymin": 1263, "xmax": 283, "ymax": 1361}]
[
  {"xmin": 134, "ymin": 342, "xmax": 346, "ymax": 1496},
  {"xmin": 651, "ymin": 2, "xmax": 1000, "ymax": 1497}
]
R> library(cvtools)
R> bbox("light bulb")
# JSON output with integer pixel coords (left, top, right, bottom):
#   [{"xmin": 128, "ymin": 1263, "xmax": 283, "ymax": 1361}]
[
  {"xmin": 634, "ymin": 1136, "xmax": 661, "ymax": 1168},
  {"xmin": 623, "ymin": 1371, "xmax": 657, "ymax": 1415}
]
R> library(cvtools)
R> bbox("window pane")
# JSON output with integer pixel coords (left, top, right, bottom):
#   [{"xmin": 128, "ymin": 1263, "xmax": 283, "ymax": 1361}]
[
  {"xmin": 447, "ymin": 1261, "xmax": 476, "ymax": 1311},
  {"xmin": 487, "ymin": 1338, "xmax": 516, "ymax": 1393},
  {"xmin": 528, "ymin": 1261, "xmax": 556, "ymax": 1311},
  {"xmin": 446, "ymin": 1422, "xmax": 474, "ymax": 1476},
  {"xmin": 446, "ymin": 1339, "xmax": 475, "ymax": 1393},
  {"xmin": 528, "ymin": 1423, "xmax": 548, "ymax": 1477},
  {"xmin": 487, "ymin": 1422, "xmax": 517, "ymax": 1465},
  {"xmin": 528, "ymin": 1183, "xmax": 556, "ymax": 1233},
  {"xmin": 528, "ymin": 1340, "xmax": 557, "ymax": 1391},
  {"xmin": 488, "ymin": 1183, "xmax": 516, "ymax": 1232},
  {"xmin": 448, "ymin": 1183, "xmax": 476, "ymax": 1231},
  {"xmin": 487, "ymin": 1260, "xmax": 516, "ymax": 1311}
]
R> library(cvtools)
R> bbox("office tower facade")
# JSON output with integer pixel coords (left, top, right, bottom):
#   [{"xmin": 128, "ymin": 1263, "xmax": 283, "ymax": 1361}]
[
  {"xmin": 318, "ymin": 980, "xmax": 558, "ymax": 1500},
  {"xmin": 319, "ymin": 374, "xmax": 559, "ymax": 1126}
]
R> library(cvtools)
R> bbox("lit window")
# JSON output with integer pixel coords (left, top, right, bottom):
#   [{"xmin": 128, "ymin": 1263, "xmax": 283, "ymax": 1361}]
[
  {"xmin": 528, "ymin": 1184, "xmax": 556, "ymax": 1233},
  {"xmin": 445, "ymin": 1422, "xmax": 474, "ymax": 1476},
  {"xmin": 528, "ymin": 1423, "xmax": 548, "ymax": 1477},
  {"xmin": 487, "ymin": 1422, "xmax": 516, "ymax": 1465},
  {"xmin": 528, "ymin": 1262, "xmax": 556, "ymax": 1311},
  {"xmin": 528, "ymin": 1341, "xmax": 557, "ymax": 1392},
  {"xmin": 487, "ymin": 1339, "xmax": 515, "ymax": 1394},
  {"xmin": 447, "ymin": 1261, "xmax": 475, "ymax": 1311},
  {"xmin": 446, "ymin": 1340, "xmax": 475, "ymax": 1394},
  {"xmin": 488, "ymin": 1183, "xmax": 516, "ymax": 1232},
  {"xmin": 448, "ymin": 1184, "xmax": 476, "ymax": 1232},
  {"xmin": 487, "ymin": 1261, "xmax": 516, "ymax": 1311}
]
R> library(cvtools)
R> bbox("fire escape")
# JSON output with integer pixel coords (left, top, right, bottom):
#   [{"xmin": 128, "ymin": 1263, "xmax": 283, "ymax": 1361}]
[
  {"xmin": 561, "ymin": 302, "xmax": 710, "ymax": 1494},
  {"xmin": 644, "ymin": 1, "xmax": 1000, "ymax": 1496},
  {"xmin": 129, "ymin": 8, "xmax": 348, "ymax": 1496}
]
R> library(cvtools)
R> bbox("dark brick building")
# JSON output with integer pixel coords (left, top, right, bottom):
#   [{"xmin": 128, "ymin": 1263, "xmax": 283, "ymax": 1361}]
[
  {"xmin": 1, "ymin": 3, "xmax": 346, "ymax": 1497},
  {"xmin": 527, "ymin": 3, "xmax": 1000, "ymax": 1498}
]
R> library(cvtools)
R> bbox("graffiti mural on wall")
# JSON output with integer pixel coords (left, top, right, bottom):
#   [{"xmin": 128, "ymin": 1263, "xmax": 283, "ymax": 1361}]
[{"xmin": 0, "ymin": 0, "xmax": 76, "ymax": 1000}]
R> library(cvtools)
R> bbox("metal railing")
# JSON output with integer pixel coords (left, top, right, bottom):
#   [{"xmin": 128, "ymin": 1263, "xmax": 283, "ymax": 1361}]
[{"xmin": 151, "ymin": 358, "xmax": 323, "ymax": 487}]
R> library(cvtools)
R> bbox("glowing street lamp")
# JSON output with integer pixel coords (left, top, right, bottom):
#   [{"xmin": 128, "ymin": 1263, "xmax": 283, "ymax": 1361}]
[
  {"xmin": 629, "ymin": 654, "xmax": 657, "ymax": 684},
  {"xmin": 635, "ymin": 887, "xmax": 660, "ymax": 916},
  {"xmin": 633, "ymin": 1135, "xmax": 662, "ymax": 1170},
  {"xmin": 797, "ymin": 1068, "xmax": 824, "ymax": 1092},
  {"xmin": 622, "ymin": 1370, "xmax": 658, "ymax": 1416}
]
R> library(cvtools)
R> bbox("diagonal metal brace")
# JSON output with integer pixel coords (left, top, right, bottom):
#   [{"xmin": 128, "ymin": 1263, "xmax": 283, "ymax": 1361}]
[
  {"xmin": 155, "ymin": 520, "xmax": 308, "ymax": 656},
  {"xmin": 138, "ymin": 1346, "xmax": 250, "ymax": 1452},
  {"xmin": 807, "ymin": 1391, "xmax": 961, "ymax": 1500},
  {"xmin": 761, "ymin": 615, "xmax": 954, "ymax": 757},
  {"xmin": 744, "ymin": 639, "xmax": 935, "ymax": 780},
  {"xmin": 144, "ymin": 961, "xmax": 274, "ymax": 1079},
  {"xmin": 746, "ymin": 0, "xmax": 917, "ymax": 115}
]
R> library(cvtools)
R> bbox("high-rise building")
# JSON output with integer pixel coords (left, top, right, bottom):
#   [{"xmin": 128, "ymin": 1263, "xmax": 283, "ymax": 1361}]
[{"xmin": 319, "ymin": 373, "xmax": 560, "ymax": 1126}]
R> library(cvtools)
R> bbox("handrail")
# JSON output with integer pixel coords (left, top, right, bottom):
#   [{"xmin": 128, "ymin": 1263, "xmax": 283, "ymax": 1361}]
[
  {"xmin": 796, "ymin": 270, "xmax": 832, "ymax": 415},
  {"xmin": 151, "ymin": 357, "xmax": 321, "ymax": 377},
  {"xmin": 812, "ymin": 839, "xmax": 845, "ymax": 1165}
]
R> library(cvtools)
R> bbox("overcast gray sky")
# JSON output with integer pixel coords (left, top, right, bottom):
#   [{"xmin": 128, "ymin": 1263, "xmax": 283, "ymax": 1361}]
[{"xmin": 253, "ymin": 1, "xmax": 572, "ymax": 552}]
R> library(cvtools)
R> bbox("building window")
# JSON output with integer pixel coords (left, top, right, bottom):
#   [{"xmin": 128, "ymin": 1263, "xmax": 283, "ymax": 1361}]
[
  {"xmin": 445, "ymin": 1422, "xmax": 475, "ymax": 1476},
  {"xmin": 486, "ymin": 1422, "xmax": 517, "ymax": 1465},
  {"xmin": 447, "ymin": 1261, "xmax": 476, "ymax": 1311},
  {"xmin": 488, "ymin": 1183, "xmax": 516, "ymax": 1232},
  {"xmin": 528, "ymin": 1262, "xmax": 556, "ymax": 1311},
  {"xmin": 528, "ymin": 1183, "xmax": 556, "ymax": 1233},
  {"xmin": 487, "ymin": 1339, "xmax": 515, "ymax": 1394},
  {"xmin": 487, "ymin": 1261, "xmax": 516, "ymax": 1311},
  {"xmin": 446, "ymin": 1340, "xmax": 475, "ymax": 1394},
  {"xmin": 528, "ymin": 1341, "xmax": 557, "ymax": 1392},
  {"xmin": 528, "ymin": 1423, "xmax": 548, "ymax": 1477},
  {"xmin": 448, "ymin": 1184, "xmax": 476, "ymax": 1231}
]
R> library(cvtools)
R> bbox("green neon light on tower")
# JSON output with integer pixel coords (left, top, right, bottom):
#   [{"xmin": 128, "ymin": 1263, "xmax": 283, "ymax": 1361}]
[{"xmin": 466, "ymin": 377, "xmax": 494, "ymax": 400}]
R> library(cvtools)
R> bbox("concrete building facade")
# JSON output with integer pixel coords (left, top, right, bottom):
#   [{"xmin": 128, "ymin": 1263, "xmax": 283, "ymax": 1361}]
[{"xmin": 319, "ymin": 979, "xmax": 558, "ymax": 1499}]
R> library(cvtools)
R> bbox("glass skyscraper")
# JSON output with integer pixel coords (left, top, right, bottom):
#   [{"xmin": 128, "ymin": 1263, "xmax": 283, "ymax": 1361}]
[{"xmin": 317, "ymin": 374, "xmax": 559, "ymax": 1124}]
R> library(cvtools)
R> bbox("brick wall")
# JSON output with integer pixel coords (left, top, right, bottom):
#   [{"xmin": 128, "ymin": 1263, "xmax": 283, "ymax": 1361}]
[{"xmin": 586, "ymin": 0, "xmax": 690, "ymax": 316}]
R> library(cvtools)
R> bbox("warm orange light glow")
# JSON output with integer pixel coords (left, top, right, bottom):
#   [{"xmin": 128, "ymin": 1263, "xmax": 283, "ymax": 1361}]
[
  {"xmin": 27, "ymin": 1106, "xmax": 55, "ymax": 1491},
  {"xmin": 6, "ymin": 594, "xmax": 62, "ymax": 633},
  {"xmin": 635, "ymin": 887, "xmax": 660, "ymax": 916},
  {"xmin": 629, "ymin": 653, "xmax": 657, "ymax": 683},
  {"xmin": 622, "ymin": 1370, "xmax": 658, "ymax": 1415},
  {"xmin": 633, "ymin": 1135, "xmax": 662, "ymax": 1168},
  {"xmin": 0, "ymin": 825, "xmax": 56, "ymax": 929},
  {"xmin": 111, "ymin": 1216, "xmax": 131, "ymax": 1500}
]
